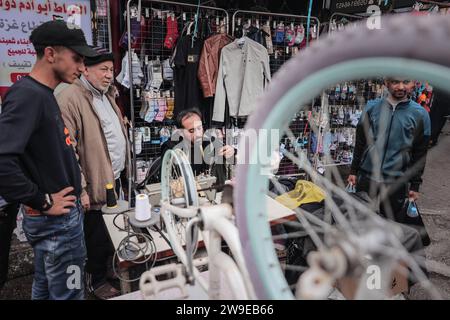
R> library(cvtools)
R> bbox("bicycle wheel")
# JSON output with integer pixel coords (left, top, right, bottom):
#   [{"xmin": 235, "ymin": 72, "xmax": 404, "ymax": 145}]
[
  {"xmin": 161, "ymin": 149, "xmax": 200, "ymax": 253},
  {"xmin": 234, "ymin": 14, "xmax": 450, "ymax": 299}
]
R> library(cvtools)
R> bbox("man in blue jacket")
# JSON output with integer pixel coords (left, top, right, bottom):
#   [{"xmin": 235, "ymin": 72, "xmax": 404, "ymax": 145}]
[{"xmin": 348, "ymin": 78, "xmax": 431, "ymax": 223}]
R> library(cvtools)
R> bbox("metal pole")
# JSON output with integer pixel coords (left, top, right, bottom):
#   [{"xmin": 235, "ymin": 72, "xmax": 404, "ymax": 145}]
[
  {"xmin": 106, "ymin": 0, "xmax": 113, "ymax": 52},
  {"xmin": 126, "ymin": 0, "xmax": 136, "ymax": 207}
]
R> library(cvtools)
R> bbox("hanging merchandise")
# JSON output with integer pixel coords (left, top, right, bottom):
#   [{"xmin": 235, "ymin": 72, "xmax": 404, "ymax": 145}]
[
  {"xmin": 134, "ymin": 130, "xmax": 143, "ymax": 155},
  {"xmin": 262, "ymin": 23, "xmax": 274, "ymax": 54},
  {"xmin": 140, "ymin": 9, "xmax": 168, "ymax": 59},
  {"xmin": 173, "ymin": 30, "xmax": 205, "ymax": 116},
  {"xmin": 119, "ymin": 12, "xmax": 146, "ymax": 51},
  {"xmin": 124, "ymin": 1, "xmax": 231, "ymax": 185},
  {"xmin": 198, "ymin": 33, "xmax": 233, "ymax": 98},
  {"xmin": 213, "ymin": 37, "xmax": 271, "ymax": 122},
  {"xmin": 160, "ymin": 127, "xmax": 172, "ymax": 145},
  {"xmin": 166, "ymin": 93, "xmax": 175, "ymax": 119},
  {"xmin": 164, "ymin": 13, "xmax": 179, "ymax": 49},
  {"xmin": 116, "ymin": 51, "xmax": 144, "ymax": 89},
  {"xmin": 173, "ymin": 14, "xmax": 212, "ymax": 116},
  {"xmin": 162, "ymin": 58, "xmax": 174, "ymax": 81},
  {"xmin": 144, "ymin": 58, "xmax": 163, "ymax": 91},
  {"xmin": 294, "ymin": 25, "xmax": 305, "ymax": 45},
  {"xmin": 143, "ymin": 92, "xmax": 159, "ymax": 123},
  {"xmin": 154, "ymin": 96, "xmax": 168, "ymax": 122},
  {"xmin": 274, "ymin": 22, "xmax": 285, "ymax": 44},
  {"xmin": 285, "ymin": 25, "xmax": 296, "ymax": 47},
  {"xmin": 245, "ymin": 23, "xmax": 270, "ymax": 49}
]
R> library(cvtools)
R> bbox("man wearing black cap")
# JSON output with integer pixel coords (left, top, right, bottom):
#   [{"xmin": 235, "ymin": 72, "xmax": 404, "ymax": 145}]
[
  {"xmin": 57, "ymin": 51, "xmax": 127, "ymax": 299},
  {"xmin": 0, "ymin": 20, "xmax": 98, "ymax": 300}
]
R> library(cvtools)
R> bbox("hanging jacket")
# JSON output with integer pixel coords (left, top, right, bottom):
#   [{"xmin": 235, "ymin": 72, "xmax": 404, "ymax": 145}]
[
  {"xmin": 350, "ymin": 98, "xmax": 431, "ymax": 191},
  {"xmin": 246, "ymin": 25, "xmax": 269, "ymax": 49},
  {"xmin": 197, "ymin": 33, "xmax": 233, "ymax": 98},
  {"xmin": 213, "ymin": 37, "xmax": 271, "ymax": 122}
]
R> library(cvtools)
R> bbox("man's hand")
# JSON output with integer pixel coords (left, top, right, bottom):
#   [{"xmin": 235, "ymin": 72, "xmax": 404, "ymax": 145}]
[
  {"xmin": 347, "ymin": 175, "xmax": 357, "ymax": 186},
  {"xmin": 218, "ymin": 145, "xmax": 235, "ymax": 159},
  {"xmin": 81, "ymin": 192, "xmax": 90, "ymax": 212},
  {"xmin": 409, "ymin": 190, "xmax": 420, "ymax": 201},
  {"xmin": 43, "ymin": 186, "xmax": 77, "ymax": 216}
]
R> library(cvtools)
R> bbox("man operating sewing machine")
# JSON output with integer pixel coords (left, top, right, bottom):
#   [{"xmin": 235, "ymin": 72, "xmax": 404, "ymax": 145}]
[{"xmin": 161, "ymin": 108, "xmax": 236, "ymax": 186}]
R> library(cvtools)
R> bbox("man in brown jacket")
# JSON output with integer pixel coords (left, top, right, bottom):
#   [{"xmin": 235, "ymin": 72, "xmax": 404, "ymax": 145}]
[{"xmin": 57, "ymin": 52, "xmax": 128, "ymax": 299}]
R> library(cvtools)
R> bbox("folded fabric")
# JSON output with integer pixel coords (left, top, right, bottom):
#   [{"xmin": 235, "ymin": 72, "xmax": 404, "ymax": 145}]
[{"xmin": 275, "ymin": 180, "xmax": 326, "ymax": 210}]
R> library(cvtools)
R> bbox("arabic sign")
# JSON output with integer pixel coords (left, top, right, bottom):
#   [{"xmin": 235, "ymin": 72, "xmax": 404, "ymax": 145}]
[{"xmin": 0, "ymin": 0, "xmax": 92, "ymax": 98}]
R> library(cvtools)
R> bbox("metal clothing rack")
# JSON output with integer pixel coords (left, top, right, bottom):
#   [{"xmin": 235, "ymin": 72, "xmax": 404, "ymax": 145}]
[
  {"xmin": 231, "ymin": 10, "xmax": 321, "ymax": 38},
  {"xmin": 125, "ymin": 0, "xmax": 230, "ymax": 193},
  {"xmin": 93, "ymin": 0, "xmax": 113, "ymax": 51},
  {"xmin": 231, "ymin": 10, "xmax": 321, "ymax": 84},
  {"xmin": 230, "ymin": 10, "xmax": 321, "ymax": 175}
]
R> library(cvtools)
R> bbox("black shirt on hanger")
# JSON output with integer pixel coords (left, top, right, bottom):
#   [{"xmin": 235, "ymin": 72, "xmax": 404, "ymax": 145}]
[{"xmin": 173, "ymin": 34, "xmax": 204, "ymax": 117}]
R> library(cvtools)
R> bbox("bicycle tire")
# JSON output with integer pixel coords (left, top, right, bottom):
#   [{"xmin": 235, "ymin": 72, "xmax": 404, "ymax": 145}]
[{"xmin": 234, "ymin": 14, "xmax": 450, "ymax": 299}]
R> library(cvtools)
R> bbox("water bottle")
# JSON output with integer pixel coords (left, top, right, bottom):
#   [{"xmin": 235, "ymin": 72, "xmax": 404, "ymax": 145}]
[{"xmin": 406, "ymin": 199, "xmax": 419, "ymax": 218}]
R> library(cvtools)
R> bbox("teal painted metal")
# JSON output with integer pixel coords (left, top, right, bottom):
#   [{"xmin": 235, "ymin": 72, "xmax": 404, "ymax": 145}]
[{"xmin": 243, "ymin": 58, "xmax": 450, "ymax": 299}]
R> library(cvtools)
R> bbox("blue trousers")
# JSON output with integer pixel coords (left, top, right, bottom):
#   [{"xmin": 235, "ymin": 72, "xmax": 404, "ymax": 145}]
[{"xmin": 22, "ymin": 201, "xmax": 86, "ymax": 300}]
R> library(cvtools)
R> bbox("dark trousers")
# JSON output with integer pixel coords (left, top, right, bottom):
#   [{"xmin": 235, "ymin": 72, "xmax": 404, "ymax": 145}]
[
  {"xmin": 356, "ymin": 175, "xmax": 407, "ymax": 222},
  {"xmin": 84, "ymin": 178, "xmax": 120, "ymax": 288},
  {"xmin": 0, "ymin": 204, "xmax": 19, "ymax": 289},
  {"xmin": 84, "ymin": 210, "xmax": 114, "ymax": 288},
  {"xmin": 430, "ymin": 107, "xmax": 449, "ymax": 145}
]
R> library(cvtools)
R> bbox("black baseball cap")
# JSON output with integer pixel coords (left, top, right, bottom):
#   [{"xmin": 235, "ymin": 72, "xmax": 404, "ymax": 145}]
[
  {"xmin": 84, "ymin": 50, "xmax": 114, "ymax": 66},
  {"xmin": 30, "ymin": 20, "xmax": 99, "ymax": 57}
]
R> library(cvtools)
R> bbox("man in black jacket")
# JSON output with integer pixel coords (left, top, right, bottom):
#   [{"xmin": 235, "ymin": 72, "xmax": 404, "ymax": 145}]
[
  {"xmin": 0, "ymin": 21, "xmax": 98, "ymax": 300},
  {"xmin": 161, "ymin": 108, "xmax": 235, "ymax": 185}
]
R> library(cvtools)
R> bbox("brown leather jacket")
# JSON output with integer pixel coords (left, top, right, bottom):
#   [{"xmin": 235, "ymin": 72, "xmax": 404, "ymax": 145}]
[
  {"xmin": 56, "ymin": 79, "xmax": 129, "ymax": 210},
  {"xmin": 197, "ymin": 33, "xmax": 233, "ymax": 98}
]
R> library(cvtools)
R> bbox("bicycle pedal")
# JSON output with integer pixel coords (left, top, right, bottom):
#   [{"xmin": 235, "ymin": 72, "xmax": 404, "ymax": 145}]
[{"xmin": 140, "ymin": 263, "xmax": 188, "ymax": 300}]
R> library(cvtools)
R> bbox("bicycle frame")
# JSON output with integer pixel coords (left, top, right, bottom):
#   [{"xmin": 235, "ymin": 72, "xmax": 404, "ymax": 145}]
[{"xmin": 144, "ymin": 201, "xmax": 255, "ymax": 299}]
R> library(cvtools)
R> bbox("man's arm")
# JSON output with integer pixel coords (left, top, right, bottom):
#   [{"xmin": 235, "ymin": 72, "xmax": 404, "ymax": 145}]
[
  {"xmin": 350, "ymin": 109, "xmax": 370, "ymax": 176},
  {"xmin": 56, "ymin": 94, "xmax": 89, "ymax": 208},
  {"xmin": 409, "ymin": 111, "xmax": 431, "ymax": 192},
  {"xmin": 0, "ymin": 88, "xmax": 47, "ymax": 209}
]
